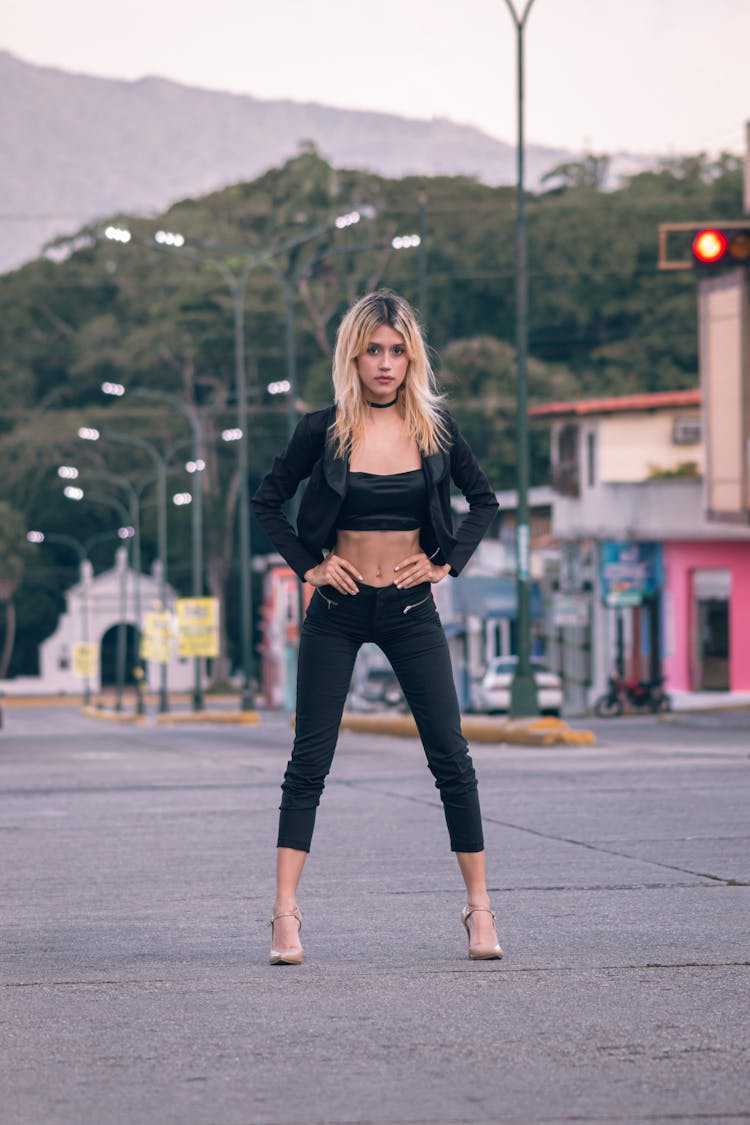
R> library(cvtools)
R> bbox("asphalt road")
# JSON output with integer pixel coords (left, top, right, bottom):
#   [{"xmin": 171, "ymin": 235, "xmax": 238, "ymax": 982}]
[{"xmin": 1, "ymin": 705, "xmax": 748, "ymax": 1125}]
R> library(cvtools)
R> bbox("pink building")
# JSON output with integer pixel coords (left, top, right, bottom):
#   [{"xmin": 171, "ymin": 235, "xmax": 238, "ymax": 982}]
[
  {"xmin": 532, "ymin": 389, "xmax": 750, "ymax": 700},
  {"xmin": 663, "ymin": 541, "xmax": 750, "ymax": 691}
]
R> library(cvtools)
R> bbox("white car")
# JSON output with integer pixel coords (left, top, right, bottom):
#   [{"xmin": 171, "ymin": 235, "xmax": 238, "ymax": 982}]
[{"xmin": 477, "ymin": 656, "xmax": 563, "ymax": 715}]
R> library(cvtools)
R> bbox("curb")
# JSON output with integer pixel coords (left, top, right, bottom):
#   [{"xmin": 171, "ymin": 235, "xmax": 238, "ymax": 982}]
[
  {"xmin": 339, "ymin": 712, "xmax": 595, "ymax": 746},
  {"xmin": 80, "ymin": 706, "xmax": 147, "ymax": 724},
  {"xmin": 1, "ymin": 696, "xmax": 84, "ymax": 709},
  {"xmin": 78, "ymin": 706, "xmax": 261, "ymax": 726},
  {"xmin": 154, "ymin": 711, "xmax": 261, "ymax": 726},
  {"xmin": 659, "ymin": 705, "xmax": 750, "ymax": 720}
]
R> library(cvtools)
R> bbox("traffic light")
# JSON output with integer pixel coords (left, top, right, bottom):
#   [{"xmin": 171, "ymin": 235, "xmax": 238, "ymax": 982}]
[{"xmin": 692, "ymin": 227, "xmax": 750, "ymax": 268}]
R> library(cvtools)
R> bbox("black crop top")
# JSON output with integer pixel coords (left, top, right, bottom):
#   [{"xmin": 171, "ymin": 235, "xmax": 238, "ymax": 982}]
[{"xmin": 336, "ymin": 469, "xmax": 429, "ymax": 532}]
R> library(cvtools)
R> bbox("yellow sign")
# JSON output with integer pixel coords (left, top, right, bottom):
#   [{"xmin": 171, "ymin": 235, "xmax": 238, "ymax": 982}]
[
  {"xmin": 73, "ymin": 643, "xmax": 98, "ymax": 678},
  {"xmin": 176, "ymin": 597, "xmax": 220, "ymax": 658},
  {"xmin": 141, "ymin": 611, "xmax": 173, "ymax": 664}
]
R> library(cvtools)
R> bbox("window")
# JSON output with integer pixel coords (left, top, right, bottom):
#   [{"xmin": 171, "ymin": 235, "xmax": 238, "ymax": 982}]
[
  {"xmin": 553, "ymin": 423, "xmax": 580, "ymax": 497},
  {"xmin": 586, "ymin": 431, "xmax": 596, "ymax": 487},
  {"xmin": 672, "ymin": 417, "xmax": 701, "ymax": 445}
]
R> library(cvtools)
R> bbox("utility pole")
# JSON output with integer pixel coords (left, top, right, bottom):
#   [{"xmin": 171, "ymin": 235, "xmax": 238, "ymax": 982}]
[{"xmin": 502, "ymin": 0, "xmax": 540, "ymax": 717}]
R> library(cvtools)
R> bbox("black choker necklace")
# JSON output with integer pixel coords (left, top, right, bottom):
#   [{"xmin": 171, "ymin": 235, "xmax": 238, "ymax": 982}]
[{"xmin": 367, "ymin": 395, "xmax": 399, "ymax": 409}]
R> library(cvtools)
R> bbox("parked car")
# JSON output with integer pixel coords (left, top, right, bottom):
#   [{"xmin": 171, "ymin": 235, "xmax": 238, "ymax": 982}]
[
  {"xmin": 476, "ymin": 656, "xmax": 563, "ymax": 715},
  {"xmin": 348, "ymin": 666, "xmax": 407, "ymax": 713}
]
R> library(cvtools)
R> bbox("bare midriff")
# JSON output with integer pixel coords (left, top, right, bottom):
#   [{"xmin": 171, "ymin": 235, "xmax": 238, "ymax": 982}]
[{"xmin": 333, "ymin": 528, "xmax": 422, "ymax": 587}]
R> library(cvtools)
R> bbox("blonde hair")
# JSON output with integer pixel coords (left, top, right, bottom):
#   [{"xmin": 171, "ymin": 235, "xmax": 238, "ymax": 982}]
[{"xmin": 330, "ymin": 290, "xmax": 448, "ymax": 458}]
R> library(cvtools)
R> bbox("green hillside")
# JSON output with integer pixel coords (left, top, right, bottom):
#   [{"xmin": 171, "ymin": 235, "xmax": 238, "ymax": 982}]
[{"xmin": 0, "ymin": 149, "xmax": 742, "ymax": 678}]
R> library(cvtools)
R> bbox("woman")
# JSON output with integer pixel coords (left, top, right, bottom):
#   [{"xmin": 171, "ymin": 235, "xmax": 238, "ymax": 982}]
[{"xmin": 252, "ymin": 290, "xmax": 502, "ymax": 964}]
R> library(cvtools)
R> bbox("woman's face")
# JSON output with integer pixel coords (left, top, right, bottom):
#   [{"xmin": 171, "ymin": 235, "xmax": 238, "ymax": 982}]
[{"xmin": 356, "ymin": 324, "xmax": 409, "ymax": 404}]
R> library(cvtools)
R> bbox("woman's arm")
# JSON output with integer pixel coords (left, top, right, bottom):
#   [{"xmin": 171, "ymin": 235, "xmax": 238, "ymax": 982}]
[
  {"xmin": 251, "ymin": 414, "xmax": 325, "ymax": 580},
  {"xmin": 446, "ymin": 419, "xmax": 500, "ymax": 576}
]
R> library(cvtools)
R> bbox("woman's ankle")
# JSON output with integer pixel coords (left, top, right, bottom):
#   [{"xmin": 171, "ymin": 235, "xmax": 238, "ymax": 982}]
[{"xmin": 273, "ymin": 897, "xmax": 299, "ymax": 914}]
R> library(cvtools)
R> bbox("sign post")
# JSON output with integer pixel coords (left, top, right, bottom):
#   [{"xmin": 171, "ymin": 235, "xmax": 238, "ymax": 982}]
[{"xmin": 176, "ymin": 597, "xmax": 220, "ymax": 660}]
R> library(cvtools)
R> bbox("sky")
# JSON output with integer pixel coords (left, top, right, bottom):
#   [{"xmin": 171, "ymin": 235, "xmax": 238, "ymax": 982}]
[{"xmin": 4, "ymin": 0, "xmax": 749, "ymax": 156}]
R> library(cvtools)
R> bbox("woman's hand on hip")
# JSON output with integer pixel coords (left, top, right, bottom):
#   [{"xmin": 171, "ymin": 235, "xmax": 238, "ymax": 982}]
[
  {"xmin": 393, "ymin": 552, "xmax": 451, "ymax": 588},
  {"xmin": 304, "ymin": 555, "xmax": 363, "ymax": 595}
]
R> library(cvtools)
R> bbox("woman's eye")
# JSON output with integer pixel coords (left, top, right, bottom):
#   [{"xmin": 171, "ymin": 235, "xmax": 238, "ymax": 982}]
[
  {"xmin": 392, "ymin": 347, "xmax": 405, "ymax": 355},
  {"xmin": 367, "ymin": 345, "xmax": 380, "ymax": 354}
]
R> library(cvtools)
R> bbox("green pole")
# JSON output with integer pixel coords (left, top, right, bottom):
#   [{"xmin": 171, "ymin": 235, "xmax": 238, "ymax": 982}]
[
  {"xmin": 156, "ymin": 460, "xmax": 169, "ymax": 714},
  {"xmin": 503, "ymin": 0, "xmax": 539, "ymax": 718},
  {"xmin": 191, "ymin": 421, "xmax": 205, "ymax": 711},
  {"xmin": 233, "ymin": 269, "xmax": 255, "ymax": 710},
  {"xmin": 102, "ymin": 431, "xmax": 171, "ymax": 714},
  {"xmin": 41, "ymin": 534, "xmax": 90, "ymax": 705},
  {"xmin": 116, "ymin": 546, "xmax": 127, "ymax": 713},
  {"xmin": 131, "ymin": 492, "xmax": 145, "ymax": 716},
  {"xmin": 80, "ymin": 556, "xmax": 91, "ymax": 707}
]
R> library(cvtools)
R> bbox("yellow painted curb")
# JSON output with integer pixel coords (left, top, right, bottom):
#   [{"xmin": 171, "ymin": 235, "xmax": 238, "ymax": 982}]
[
  {"xmin": 339, "ymin": 711, "xmax": 595, "ymax": 746},
  {"xmin": 1, "ymin": 696, "xmax": 84, "ymax": 708},
  {"xmin": 155, "ymin": 711, "xmax": 261, "ymax": 725},
  {"xmin": 500, "ymin": 718, "xmax": 596, "ymax": 746},
  {"xmin": 340, "ymin": 712, "xmax": 419, "ymax": 738},
  {"xmin": 80, "ymin": 706, "xmax": 147, "ymax": 724}
]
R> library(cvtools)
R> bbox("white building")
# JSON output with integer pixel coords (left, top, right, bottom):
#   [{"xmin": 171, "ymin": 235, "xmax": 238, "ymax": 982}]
[{"xmin": 1, "ymin": 547, "xmax": 196, "ymax": 696}]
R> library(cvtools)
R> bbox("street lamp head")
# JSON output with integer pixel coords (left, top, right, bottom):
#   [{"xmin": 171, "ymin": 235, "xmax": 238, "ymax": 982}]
[
  {"xmin": 185, "ymin": 459, "xmax": 206, "ymax": 473},
  {"xmin": 173, "ymin": 492, "xmax": 192, "ymax": 506},
  {"xmin": 118, "ymin": 526, "xmax": 135, "ymax": 539},
  {"xmin": 58, "ymin": 465, "xmax": 79, "ymax": 479},
  {"xmin": 392, "ymin": 234, "xmax": 421, "ymax": 250},
  {"xmin": 78, "ymin": 427, "xmax": 100, "ymax": 441},
  {"xmin": 64, "ymin": 486, "xmax": 84, "ymax": 501},
  {"xmin": 102, "ymin": 381, "xmax": 125, "ymax": 397},
  {"xmin": 27, "ymin": 530, "xmax": 45, "ymax": 543},
  {"xmin": 335, "ymin": 211, "xmax": 361, "ymax": 230},
  {"xmin": 267, "ymin": 380, "xmax": 291, "ymax": 396},
  {"xmin": 154, "ymin": 230, "xmax": 185, "ymax": 248},
  {"xmin": 221, "ymin": 428, "xmax": 242, "ymax": 442},
  {"xmin": 104, "ymin": 225, "xmax": 131, "ymax": 243}
]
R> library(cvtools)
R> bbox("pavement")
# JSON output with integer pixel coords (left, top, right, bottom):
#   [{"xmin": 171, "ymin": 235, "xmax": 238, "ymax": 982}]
[{"xmin": 1, "ymin": 706, "xmax": 748, "ymax": 1125}]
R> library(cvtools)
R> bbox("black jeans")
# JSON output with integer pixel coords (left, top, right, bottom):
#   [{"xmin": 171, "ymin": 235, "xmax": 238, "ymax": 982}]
[{"xmin": 277, "ymin": 581, "xmax": 484, "ymax": 853}]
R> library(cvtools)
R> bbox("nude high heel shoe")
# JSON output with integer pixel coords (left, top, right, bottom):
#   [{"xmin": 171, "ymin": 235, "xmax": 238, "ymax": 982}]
[
  {"xmin": 461, "ymin": 904, "xmax": 504, "ymax": 960},
  {"xmin": 268, "ymin": 907, "xmax": 304, "ymax": 965}
]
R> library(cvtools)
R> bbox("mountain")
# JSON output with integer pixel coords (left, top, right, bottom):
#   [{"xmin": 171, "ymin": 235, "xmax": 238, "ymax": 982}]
[{"xmin": 0, "ymin": 50, "xmax": 654, "ymax": 274}]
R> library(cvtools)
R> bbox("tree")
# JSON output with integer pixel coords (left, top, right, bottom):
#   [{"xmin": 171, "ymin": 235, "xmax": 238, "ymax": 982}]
[
  {"xmin": 439, "ymin": 336, "xmax": 578, "ymax": 487},
  {"xmin": 0, "ymin": 501, "xmax": 32, "ymax": 679},
  {"xmin": 0, "ymin": 149, "xmax": 744, "ymax": 677},
  {"xmin": 540, "ymin": 153, "xmax": 611, "ymax": 193}
]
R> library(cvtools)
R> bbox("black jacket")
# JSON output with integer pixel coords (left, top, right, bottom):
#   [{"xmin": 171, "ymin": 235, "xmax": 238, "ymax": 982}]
[{"xmin": 252, "ymin": 405, "xmax": 499, "ymax": 580}]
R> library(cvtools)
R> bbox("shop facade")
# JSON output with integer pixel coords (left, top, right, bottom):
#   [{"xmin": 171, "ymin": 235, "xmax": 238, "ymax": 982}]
[{"xmin": 662, "ymin": 540, "xmax": 750, "ymax": 691}]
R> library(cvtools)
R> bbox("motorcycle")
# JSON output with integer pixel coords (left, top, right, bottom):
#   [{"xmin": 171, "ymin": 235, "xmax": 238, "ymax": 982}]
[{"xmin": 593, "ymin": 674, "xmax": 672, "ymax": 718}]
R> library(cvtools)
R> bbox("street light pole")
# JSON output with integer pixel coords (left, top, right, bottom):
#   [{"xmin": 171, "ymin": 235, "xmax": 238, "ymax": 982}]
[
  {"xmin": 66, "ymin": 476, "xmax": 141, "ymax": 712},
  {"xmin": 89, "ymin": 490, "xmax": 139, "ymax": 712},
  {"xmin": 502, "ymin": 0, "xmax": 540, "ymax": 717},
  {"xmin": 228, "ymin": 265, "xmax": 255, "ymax": 710},
  {"xmin": 80, "ymin": 427, "xmax": 172, "ymax": 713},
  {"xmin": 28, "ymin": 531, "xmax": 91, "ymax": 705},
  {"xmin": 186, "ymin": 449, "xmax": 206, "ymax": 712},
  {"xmin": 101, "ymin": 385, "xmax": 206, "ymax": 711}
]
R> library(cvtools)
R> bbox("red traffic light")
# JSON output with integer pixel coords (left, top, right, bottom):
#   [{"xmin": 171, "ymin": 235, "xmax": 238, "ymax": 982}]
[
  {"xmin": 692, "ymin": 229, "xmax": 727, "ymax": 264},
  {"xmin": 692, "ymin": 227, "xmax": 750, "ymax": 267}
]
